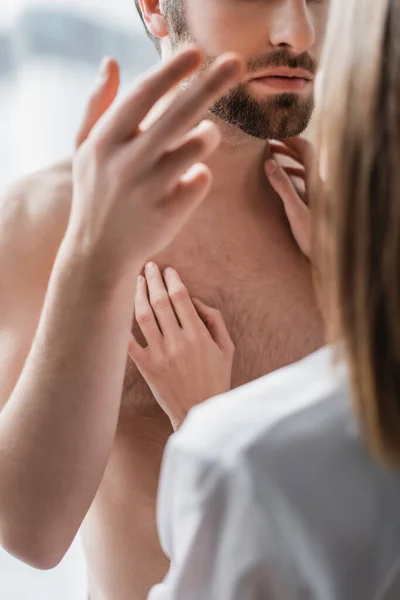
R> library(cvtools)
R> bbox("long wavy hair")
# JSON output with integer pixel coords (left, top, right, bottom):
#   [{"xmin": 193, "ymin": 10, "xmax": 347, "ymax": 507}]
[{"xmin": 314, "ymin": 0, "xmax": 400, "ymax": 465}]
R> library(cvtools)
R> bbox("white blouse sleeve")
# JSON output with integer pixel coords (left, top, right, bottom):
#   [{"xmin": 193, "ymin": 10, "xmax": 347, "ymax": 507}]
[{"xmin": 147, "ymin": 430, "xmax": 288, "ymax": 600}]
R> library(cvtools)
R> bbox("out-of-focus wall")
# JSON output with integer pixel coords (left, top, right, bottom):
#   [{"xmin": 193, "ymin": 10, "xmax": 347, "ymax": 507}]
[{"xmin": 0, "ymin": 0, "xmax": 158, "ymax": 188}]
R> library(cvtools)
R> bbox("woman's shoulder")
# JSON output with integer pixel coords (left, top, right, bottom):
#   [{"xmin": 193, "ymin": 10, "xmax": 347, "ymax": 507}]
[{"xmin": 172, "ymin": 345, "xmax": 351, "ymax": 468}]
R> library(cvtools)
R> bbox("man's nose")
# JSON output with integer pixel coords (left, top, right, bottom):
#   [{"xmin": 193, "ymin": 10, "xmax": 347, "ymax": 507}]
[{"xmin": 269, "ymin": 0, "xmax": 315, "ymax": 53}]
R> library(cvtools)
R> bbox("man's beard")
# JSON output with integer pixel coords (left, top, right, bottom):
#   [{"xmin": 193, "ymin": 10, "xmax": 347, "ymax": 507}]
[
  {"xmin": 163, "ymin": 0, "xmax": 316, "ymax": 140},
  {"xmin": 208, "ymin": 68, "xmax": 315, "ymax": 140}
]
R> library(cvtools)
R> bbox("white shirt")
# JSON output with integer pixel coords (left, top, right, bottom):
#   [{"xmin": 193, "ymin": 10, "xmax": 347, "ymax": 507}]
[{"xmin": 148, "ymin": 347, "xmax": 400, "ymax": 600}]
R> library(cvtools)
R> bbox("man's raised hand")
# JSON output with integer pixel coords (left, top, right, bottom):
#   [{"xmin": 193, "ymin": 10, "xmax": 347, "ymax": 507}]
[
  {"xmin": 68, "ymin": 49, "xmax": 244, "ymax": 284},
  {"xmin": 75, "ymin": 57, "xmax": 121, "ymax": 149}
]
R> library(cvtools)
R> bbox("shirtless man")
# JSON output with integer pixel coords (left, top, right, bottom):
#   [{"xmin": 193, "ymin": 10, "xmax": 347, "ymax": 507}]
[{"xmin": 0, "ymin": 1, "xmax": 328, "ymax": 599}]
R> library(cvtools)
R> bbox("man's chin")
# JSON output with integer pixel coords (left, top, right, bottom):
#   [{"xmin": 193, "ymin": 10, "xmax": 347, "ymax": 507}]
[
  {"xmin": 210, "ymin": 91, "xmax": 314, "ymax": 140},
  {"xmin": 236, "ymin": 119, "xmax": 310, "ymax": 141}
]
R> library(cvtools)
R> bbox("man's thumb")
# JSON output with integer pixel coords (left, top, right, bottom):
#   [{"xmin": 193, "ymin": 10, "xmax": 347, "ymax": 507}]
[{"xmin": 75, "ymin": 57, "xmax": 120, "ymax": 149}]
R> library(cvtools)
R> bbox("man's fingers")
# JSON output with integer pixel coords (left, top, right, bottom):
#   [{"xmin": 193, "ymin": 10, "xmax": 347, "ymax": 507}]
[
  {"xmin": 163, "ymin": 268, "xmax": 201, "ymax": 333},
  {"xmin": 99, "ymin": 48, "xmax": 203, "ymax": 145},
  {"xmin": 145, "ymin": 54, "xmax": 243, "ymax": 153},
  {"xmin": 154, "ymin": 120, "xmax": 220, "ymax": 191},
  {"xmin": 192, "ymin": 298, "xmax": 234, "ymax": 354},
  {"xmin": 145, "ymin": 263, "xmax": 182, "ymax": 337},
  {"xmin": 75, "ymin": 57, "xmax": 120, "ymax": 149},
  {"xmin": 134, "ymin": 275, "xmax": 163, "ymax": 349},
  {"xmin": 164, "ymin": 163, "xmax": 212, "ymax": 224}
]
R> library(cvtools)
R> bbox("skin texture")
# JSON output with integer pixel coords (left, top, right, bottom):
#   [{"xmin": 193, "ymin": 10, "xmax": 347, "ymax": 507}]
[
  {"xmin": 0, "ymin": 50, "xmax": 244, "ymax": 580},
  {"xmin": 128, "ymin": 137, "xmax": 314, "ymax": 432},
  {"xmin": 129, "ymin": 264, "xmax": 235, "ymax": 431},
  {"xmin": 0, "ymin": 1, "xmax": 328, "ymax": 598}
]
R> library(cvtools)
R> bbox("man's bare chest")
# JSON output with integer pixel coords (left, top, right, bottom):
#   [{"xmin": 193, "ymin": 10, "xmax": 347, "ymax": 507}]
[
  {"xmin": 187, "ymin": 262, "xmax": 321, "ymax": 388},
  {"xmin": 123, "ymin": 213, "xmax": 323, "ymax": 410}
]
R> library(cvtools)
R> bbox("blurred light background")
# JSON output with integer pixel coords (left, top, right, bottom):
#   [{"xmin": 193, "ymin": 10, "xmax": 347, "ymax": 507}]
[
  {"xmin": 0, "ymin": 0, "xmax": 158, "ymax": 188},
  {"xmin": 0, "ymin": 1, "xmax": 158, "ymax": 598}
]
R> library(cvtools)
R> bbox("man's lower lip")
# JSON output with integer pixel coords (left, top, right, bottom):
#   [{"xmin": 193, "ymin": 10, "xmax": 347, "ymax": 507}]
[{"xmin": 249, "ymin": 77, "xmax": 312, "ymax": 92}]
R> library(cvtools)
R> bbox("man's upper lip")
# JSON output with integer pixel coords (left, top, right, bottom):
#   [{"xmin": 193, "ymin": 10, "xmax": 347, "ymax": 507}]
[{"xmin": 248, "ymin": 67, "xmax": 314, "ymax": 81}]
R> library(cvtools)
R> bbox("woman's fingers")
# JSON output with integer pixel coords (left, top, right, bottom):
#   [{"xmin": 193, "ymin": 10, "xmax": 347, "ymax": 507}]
[
  {"xmin": 269, "ymin": 140, "xmax": 302, "ymax": 163},
  {"xmin": 192, "ymin": 298, "xmax": 234, "ymax": 355},
  {"xmin": 144, "ymin": 263, "xmax": 182, "ymax": 336},
  {"xmin": 282, "ymin": 137, "xmax": 314, "ymax": 169},
  {"xmin": 269, "ymin": 140, "xmax": 306, "ymax": 188},
  {"xmin": 266, "ymin": 158, "xmax": 305, "ymax": 213},
  {"xmin": 128, "ymin": 333, "xmax": 147, "ymax": 367},
  {"xmin": 269, "ymin": 137, "xmax": 314, "ymax": 173},
  {"xmin": 75, "ymin": 57, "xmax": 120, "ymax": 149},
  {"xmin": 163, "ymin": 268, "xmax": 203, "ymax": 333},
  {"xmin": 134, "ymin": 274, "xmax": 163, "ymax": 349},
  {"xmin": 265, "ymin": 159, "xmax": 311, "ymax": 258},
  {"xmin": 281, "ymin": 166, "xmax": 306, "ymax": 179}
]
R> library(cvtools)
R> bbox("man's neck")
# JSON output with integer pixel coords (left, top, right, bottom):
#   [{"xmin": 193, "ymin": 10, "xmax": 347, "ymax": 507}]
[
  {"xmin": 144, "ymin": 93, "xmax": 274, "ymax": 206},
  {"xmin": 203, "ymin": 119, "xmax": 273, "ymax": 208}
]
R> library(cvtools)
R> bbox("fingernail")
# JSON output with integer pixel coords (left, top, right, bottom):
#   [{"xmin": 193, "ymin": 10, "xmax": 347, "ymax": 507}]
[
  {"xmin": 265, "ymin": 159, "xmax": 277, "ymax": 175},
  {"xmin": 146, "ymin": 262, "xmax": 156, "ymax": 272},
  {"xmin": 137, "ymin": 275, "xmax": 144, "ymax": 284}
]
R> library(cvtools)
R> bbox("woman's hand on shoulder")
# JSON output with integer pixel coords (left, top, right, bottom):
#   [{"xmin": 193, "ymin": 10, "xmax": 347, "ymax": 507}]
[
  {"xmin": 266, "ymin": 137, "xmax": 314, "ymax": 260},
  {"xmin": 128, "ymin": 263, "xmax": 235, "ymax": 431}
]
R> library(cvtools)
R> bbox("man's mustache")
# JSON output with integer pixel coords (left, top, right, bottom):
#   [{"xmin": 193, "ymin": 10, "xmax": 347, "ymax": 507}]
[{"xmin": 246, "ymin": 49, "xmax": 317, "ymax": 76}]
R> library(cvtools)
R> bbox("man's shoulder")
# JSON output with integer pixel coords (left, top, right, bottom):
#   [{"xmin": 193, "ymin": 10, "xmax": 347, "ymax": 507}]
[
  {"xmin": 0, "ymin": 159, "xmax": 73, "ymax": 273},
  {"xmin": 0, "ymin": 158, "xmax": 72, "ymax": 235},
  {"xmin": 172, "ymin": 346, "xmax": 349, "ymax": 467}
]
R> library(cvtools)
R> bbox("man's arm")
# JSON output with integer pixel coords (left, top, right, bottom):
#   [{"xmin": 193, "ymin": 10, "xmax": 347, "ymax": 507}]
[
  {"xmin": 0, "ymin": 54, "xmax": 121, "ymax": 408},
  {"xmin": 0, "ymin": 51, "xmax": 243, "ymax": 571},
  {"xmin": 0, "ymin": 161, "xmax": 126, "ymax": 570},
  {"xmin": 0, "ymin": 160, "xmax": 73, "ymax": 406},
  {"xmin": 0, "ymin": 232, "xmax": 138, "ymax": 569},
  {"xmin": 0, "ymin": 58, "xmax": 121, "ymax": 568}
]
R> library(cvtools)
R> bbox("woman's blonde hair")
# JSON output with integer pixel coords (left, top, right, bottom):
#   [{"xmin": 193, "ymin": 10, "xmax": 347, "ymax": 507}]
[{"xmin": 314, "ymin": 0, "xmax": 400, "ymax": 465}]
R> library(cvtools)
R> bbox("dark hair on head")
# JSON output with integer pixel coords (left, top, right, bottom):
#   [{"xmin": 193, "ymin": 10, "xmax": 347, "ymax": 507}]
[{"xmin": 134, "ymin": 0, "xmax": 161, "ymax": 54}]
